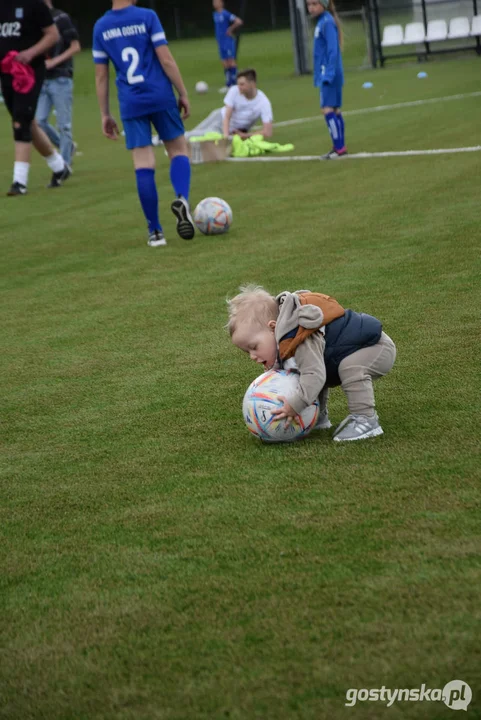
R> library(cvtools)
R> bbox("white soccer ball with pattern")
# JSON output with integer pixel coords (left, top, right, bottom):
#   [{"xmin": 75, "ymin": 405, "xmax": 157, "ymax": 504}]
[
  {"xmin": 242, "ymin": 370, "xmax": 320, "ymax": 443},
  {"xmin": 193, "ymin": 197, "xmax": 233, "ymax": 235},
  {"xmin": 195, "ymin": 81, "xmax": 209, "ymax": 94}
]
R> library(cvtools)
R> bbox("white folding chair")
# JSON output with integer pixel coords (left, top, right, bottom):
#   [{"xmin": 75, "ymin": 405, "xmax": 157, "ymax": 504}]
[
  {"xmin": 448, "ymin": 17, "xmax": 471, "ymax": 39},
  {"xmin": 404, "ymin": 22, "xmax": 425, "ymax": 44},
  {"xmin": 425, "ymin": 19, "xmax": 448, "ymax": 42},
  {"xmin": 470, "ymin": 15, "xmax": 481, "ymax": 35},
  {"xmin": 381, "ymin": 24, "xmax": 404, "ymax": 47}
]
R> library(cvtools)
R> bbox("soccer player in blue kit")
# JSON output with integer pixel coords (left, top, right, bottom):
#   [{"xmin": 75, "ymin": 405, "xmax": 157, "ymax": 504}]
[
  {"xmin": 93, "ymin": 0, "xmax": 194, "ymax": 247},
  {"xmin": 212, "ymin": 0, "xmax": 243, "ymax": 93},
  {"xmin": 307, "ymin": 0, "xmax": 347, "ymax": 159}
]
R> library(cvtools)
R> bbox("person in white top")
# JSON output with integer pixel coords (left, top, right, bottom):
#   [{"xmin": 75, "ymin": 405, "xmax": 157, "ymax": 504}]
[{"xmin": 186, "ymin": 68, "xmax": 273, "ymax": 140}]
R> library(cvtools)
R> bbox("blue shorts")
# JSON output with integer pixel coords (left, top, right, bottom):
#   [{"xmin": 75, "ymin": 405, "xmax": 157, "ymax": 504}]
[
  {"xmin": 320, "ymin": 83, "xmax": 343, "ymax": 109},
  {"xmin": 123, "ymin": 108, "xmax": 184, "ymax": 150},
  {"xmin": 218, "ymin": 38, "xmax": 236, "ymax": 60}
]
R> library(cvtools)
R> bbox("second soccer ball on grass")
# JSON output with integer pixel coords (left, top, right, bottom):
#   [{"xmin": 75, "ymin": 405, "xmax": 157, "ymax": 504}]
[{"xmin": 193, "ymin": 197, "xmax": 233, "ymax": 235}]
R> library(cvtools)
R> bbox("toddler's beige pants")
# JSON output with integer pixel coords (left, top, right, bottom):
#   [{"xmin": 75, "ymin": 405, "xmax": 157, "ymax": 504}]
[{"xmin": 338, "ymin": 332, "xmax": 396, "ymax": 417}]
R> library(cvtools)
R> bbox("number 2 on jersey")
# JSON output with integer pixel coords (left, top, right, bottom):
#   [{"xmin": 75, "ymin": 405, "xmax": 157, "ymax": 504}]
[{"xmin": 121, "ymin": 47, "xmax": 145, "ymax": 85}]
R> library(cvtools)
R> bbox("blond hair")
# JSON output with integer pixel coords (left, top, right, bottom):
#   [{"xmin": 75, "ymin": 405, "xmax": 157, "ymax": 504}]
[
  {"xmin": 226, "ymin": 284, "xmax": 279, "ymax": 336},
  {"xmin": 328, "ymin": 0, "xmax": 343, "ymax": 50}
]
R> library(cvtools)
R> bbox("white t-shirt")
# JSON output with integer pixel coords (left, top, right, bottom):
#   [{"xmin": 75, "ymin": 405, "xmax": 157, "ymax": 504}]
[{"xmin": 221, "ymin": 86, "xmax": 273, "ymax": 132}]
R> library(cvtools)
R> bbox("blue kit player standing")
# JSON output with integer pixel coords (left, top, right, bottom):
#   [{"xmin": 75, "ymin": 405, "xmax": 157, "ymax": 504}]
[
  {"xmin": 213, "ymin": 0, "xmax": 243, "ymax": 93},
  {"xmin": 307, "ymin": 0, "xmax": 347, "ymax": 159},
  {"xmin": 93, "ymin": 0, "xmax": 195, "ymax": 247}
]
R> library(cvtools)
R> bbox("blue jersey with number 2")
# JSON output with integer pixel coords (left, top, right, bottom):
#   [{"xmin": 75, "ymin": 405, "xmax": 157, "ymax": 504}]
[{"xmin": 92, "ymin": 6, "xmax": 176, "ymax": 120}]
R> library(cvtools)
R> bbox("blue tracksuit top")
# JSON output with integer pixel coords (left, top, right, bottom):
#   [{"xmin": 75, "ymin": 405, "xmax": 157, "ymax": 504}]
[{"xmin": 313, "ymin": 11, "xmax": 344, "ymax": 87}]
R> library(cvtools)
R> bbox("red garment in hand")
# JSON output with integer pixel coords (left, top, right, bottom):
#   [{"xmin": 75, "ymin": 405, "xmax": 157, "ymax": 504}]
[{"xmin": 0, "ymin": 51, "xmax": 36, "ymax": 94}]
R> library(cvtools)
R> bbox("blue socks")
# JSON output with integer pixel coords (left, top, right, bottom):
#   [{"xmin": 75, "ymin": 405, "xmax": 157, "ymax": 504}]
[
  {"xmin": 325, "ymin": 112, "xmax": 345, "ymax": 150},
  {"xmin": 224, "ymin": 66, "xmax": 237, "ymax": 87},
  {"xmin": 336, "ymin": 113, "xmax": 345, "ymax": 149},
  {"xmin": 135, "ymin": 168, "xmax": 161, "ymax": 233},
  {"xmin": 228, "ymin": 66, "xmax": 237, "ymax": 87},
  {"xmin": 135, "ymin": 158, "xmax": 191, "ymax": 233},
  {"xmin": 169, "ymin": 155, "xmax": 191, "ymax": 201},
  {"xmin": 325, "ymin": 112, "xmax": 343, "ymax": 151}
]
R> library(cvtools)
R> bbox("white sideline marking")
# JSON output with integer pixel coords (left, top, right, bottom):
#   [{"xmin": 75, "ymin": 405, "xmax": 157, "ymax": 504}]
[
  {"xmin": 270, "ymin": 91, "xmax": 481, "ymax": 129},
  {"xmin": 227, "ymin": 146, "xmax": 481, "ymax": 162}
]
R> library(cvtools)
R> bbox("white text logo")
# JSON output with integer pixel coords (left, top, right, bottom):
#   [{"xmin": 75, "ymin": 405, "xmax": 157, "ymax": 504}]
[{"xmin": 345, "ymin": 681, "xmax": 472, "ymax": 711}]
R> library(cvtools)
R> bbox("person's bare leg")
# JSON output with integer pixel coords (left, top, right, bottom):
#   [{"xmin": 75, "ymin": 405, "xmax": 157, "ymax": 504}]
[
  {"xmin": 14, "ymin": 139, "xmax": 32, "ymax": 163},
  {"xmin": 32, "ymin": 119, "xmax": 70, "ymax": 188},
  {"xmin": 131, "ymin": 146, "xmax": 166, "ymax": 247},
  {"xmin": 7, "ymin": 135, "xmax": 32, "ymax": 195},
  {"xmin": 31, "ymin": 119, "xmax": 56, "ymax": 158},
  {"xmin": 131, "ymin": 145, "xmax": 156, "ymax": 170}
]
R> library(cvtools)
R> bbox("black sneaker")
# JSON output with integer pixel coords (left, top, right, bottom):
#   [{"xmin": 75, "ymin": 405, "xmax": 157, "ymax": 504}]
[
  {"xmin": 147, "ymin": 230, "xmax": 167, "ymax": 247},
  {"xmin": 321, "ymin": 148, "xmax": 348, "ymax": 160},
  {"xmin": 48, "ymin": 164, "xmax": 72, "ymax": 188},
  {"xmin": 7, "ymin": 182, "xmax": 27, "ymax": 196},
  {"xmin": 171, "ymin": 196, "xmax": 195, "ymax": 240}
]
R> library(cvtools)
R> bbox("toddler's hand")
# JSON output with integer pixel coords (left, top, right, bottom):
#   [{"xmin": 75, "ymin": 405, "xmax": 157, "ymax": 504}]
[{"xmin": 271, "ymin": 397, "xmax": 297, "ymax": 423}]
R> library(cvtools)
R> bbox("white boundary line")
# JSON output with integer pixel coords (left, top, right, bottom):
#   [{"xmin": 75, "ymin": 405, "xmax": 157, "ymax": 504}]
[
  {"xmin": 270, "ymin": 91, "xmax": 481, "ymax": 129},
  {"xmin": 227, "ymin": 146, "xmax": 481, "ymax": 162}
]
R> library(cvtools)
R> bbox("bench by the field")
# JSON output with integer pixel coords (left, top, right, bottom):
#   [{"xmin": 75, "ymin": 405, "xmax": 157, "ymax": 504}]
[
  {"xmin": 368, "ymin": 0, "xmax": 481, "ymax": 67},
  {"xmin": 381, "ymin": 16, "xmax": 481, "ymax": 47}
]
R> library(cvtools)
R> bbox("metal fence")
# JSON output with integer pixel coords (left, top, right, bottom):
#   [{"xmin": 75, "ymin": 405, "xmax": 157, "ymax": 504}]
[
  {"xmin": 62, "ymin": 0, "xmax": 366, "ymax": 46},
  {"xmin": 293, "ymin": 7, "xmax": 373, "ymax": 72},
  {"xmin": 367, "ymin": 0, "xmax": 481, "ymax": 66},
  {"xmin": 54, "ymin": 0, "xmax": 371, "ymax": 75},
  {"xmin": 61, "ymin": 0, "xmax": 292, "ymax": 46}
]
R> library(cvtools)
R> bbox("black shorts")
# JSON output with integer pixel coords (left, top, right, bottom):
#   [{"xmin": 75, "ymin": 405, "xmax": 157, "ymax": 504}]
[{"xmin": 0, "ymin": 65, "xmax": 45, "ymax": 123}]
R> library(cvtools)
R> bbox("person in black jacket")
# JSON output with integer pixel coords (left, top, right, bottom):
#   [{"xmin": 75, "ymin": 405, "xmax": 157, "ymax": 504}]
[{"xmin": 0, "ymin": 0, "xmax": 71, "ymax": 195}]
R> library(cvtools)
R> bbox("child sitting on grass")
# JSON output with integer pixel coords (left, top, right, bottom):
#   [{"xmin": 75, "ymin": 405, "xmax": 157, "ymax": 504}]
[{"xmin": 227, "ymin": 285, "xmax": 396, "ymax": 442}]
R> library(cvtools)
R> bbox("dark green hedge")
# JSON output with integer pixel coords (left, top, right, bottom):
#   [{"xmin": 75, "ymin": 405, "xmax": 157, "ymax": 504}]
[{"xmin": 61, "ymin": 0, "xmax": 360, "ymax": 46}]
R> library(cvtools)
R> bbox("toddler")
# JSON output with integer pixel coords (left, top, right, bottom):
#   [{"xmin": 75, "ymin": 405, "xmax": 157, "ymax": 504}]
[{"xmin": 227, "ymin": 286, "xmax": 396, "ymax": 442}]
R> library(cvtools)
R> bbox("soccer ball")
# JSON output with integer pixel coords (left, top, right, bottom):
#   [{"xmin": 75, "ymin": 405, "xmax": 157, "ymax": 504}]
[
  {"xmin": 193, "ymin": 197, "xmax": 233, "ymax": 235},
  {"xmin": 195, "ymin": 81, "xmax": 209, "ymax": 94},
  {"xmin": 243, "ymin": 370, "xmax": 320, "ymax": 443}
]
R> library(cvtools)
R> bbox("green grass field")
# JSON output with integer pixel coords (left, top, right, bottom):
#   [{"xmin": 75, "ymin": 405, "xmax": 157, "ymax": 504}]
[{"xmin": 1, "ymin": 29, "xmax": 481, "ymax": 720}]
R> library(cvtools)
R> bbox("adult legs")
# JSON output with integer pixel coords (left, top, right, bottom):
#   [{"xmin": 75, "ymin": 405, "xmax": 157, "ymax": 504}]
[
  {"xmin": 322, "ymin": 105, "xmax": 344, "ymax": 153},
  {"xmin": 131, "ymin": 145, "xmax": 162, "ymax": 237},
  {"xmin": 223, "ymin": 57, "xmax": 237, "ymax": 88},
  {"xmin": 219, "ymin": 39, "xmax": 237, "ymax": 89},
  {"xmin": 185, "ymin": 108, "xmax": 223, "ymax": 138},
  {"xmin": 164, "ymin": 134, "xmax": 191, "ymax": 201},
  {"xmin": 131, "ymin": 139, "xmax": 194, "ymax": 243},
  {"xmin": 2, "ymin": 72, "xmax": 66, "ymax": 193},
  {"xmin": 35, "ymin": 80, "xmax": 60, "ymax": 149},
  {"xmin": 49, "ymin": 78, "xmax": 74, "ymax": 165},
  {"xmin": 127, "ymin": 109, "xmax": 193, "ymax": 243},
  {"xmin": 335, "ymin": 109, "xmax": 345, "ymax": 150},
  {"xmin": 31, "ymin": 120, "xmax": 70, "ymax": 187},
  {"xmin": 320, "ymin": 83, "xmax": 346, "ymax": 156},
  {"xmin": 164, "ymin": 134, "xmax": 194, "ymax": 240}
]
